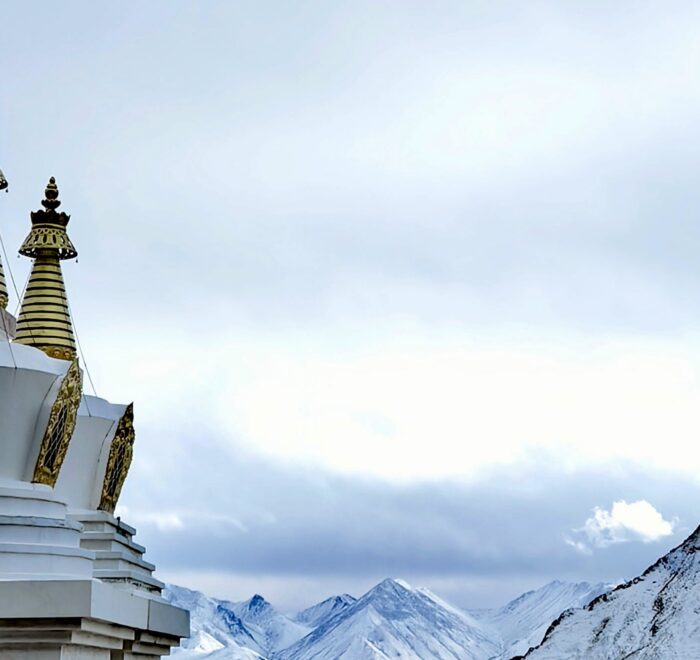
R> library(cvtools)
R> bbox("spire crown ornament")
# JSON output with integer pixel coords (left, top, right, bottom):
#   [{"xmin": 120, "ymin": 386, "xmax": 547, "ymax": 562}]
[{"xmin": 20, "ymin": 177, "xmax": 76, "ymax": 260}]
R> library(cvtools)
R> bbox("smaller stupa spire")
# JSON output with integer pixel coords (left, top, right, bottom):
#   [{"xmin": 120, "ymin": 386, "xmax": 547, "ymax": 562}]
[
  {"xmin": 14, "ymin": 177, "xmax": 78, "ymax": 360},
  {"xmin": 0, "ymin": 169, "xmax": 8, "ymax": 309},
  {"xmin": 0, "ymin": 259, "xmax": 8, "ymax": 310}
]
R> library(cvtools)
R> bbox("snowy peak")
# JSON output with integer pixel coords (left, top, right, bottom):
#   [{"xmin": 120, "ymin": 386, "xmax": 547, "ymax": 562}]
[
  {"xmin": 522, "ymin": 526, "xmax": 700, "ymax": 659},
  {"xmin": 240, "ymin": 594, "xmax": 273, "ymax": 617},
  {"xmin": 373, "ymin": 576, "xmax": 413, "ymax": 592},
  {"xmin": 681, "ymin": 523, "xmax": 700, "ymax": 548},
  {"xmin": 229, "ymin": 595, "xmax": 310, "ymax": 654},
  {"xmin": 362, "ymin": 577, "xmax": 428, "ymax": 603},
  {"xmin": 360, "ymin": 576, "xmax": 417, "ymax": 605},
  {"xmin": 164, "ymin": 584, "xmax": 265, "ymax": 659},
  {"xmin": 278, "ymin": 577, "xmax": 500, "ymax": 660},
  {"xmin": 295, "ymin": 594, "xmax": 357, "ymax": 628}
]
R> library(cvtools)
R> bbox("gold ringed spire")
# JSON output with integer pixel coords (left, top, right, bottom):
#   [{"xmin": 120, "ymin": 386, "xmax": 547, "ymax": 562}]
[{"xmin": 14, "ymin": 178, "xmax": 77, "ymax": 361}]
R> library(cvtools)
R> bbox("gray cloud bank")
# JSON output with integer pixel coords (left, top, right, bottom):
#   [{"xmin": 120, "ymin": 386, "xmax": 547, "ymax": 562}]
[{"xmin": 121, "ymin": 427, "xmax": 700, "ymax": 610}]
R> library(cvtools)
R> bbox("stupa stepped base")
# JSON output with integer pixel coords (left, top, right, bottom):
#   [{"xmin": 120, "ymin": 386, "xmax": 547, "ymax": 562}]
[
  {"xmin": 0, "ymin": 485, "xmax": 94, "ymax": 580},
  {"xmin": 69, "ymin": 511, "xmax": 164, "ymax": 594},
  {"xmin": 0, "ymin": 579, "xmax": 188, "ymax": 659},
  {"xmin": 0, "ymin": 621, "xmax": 172, "ymax": 659}
]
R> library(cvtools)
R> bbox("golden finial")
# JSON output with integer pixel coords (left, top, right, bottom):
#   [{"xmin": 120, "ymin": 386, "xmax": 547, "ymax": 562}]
[
  {"xmin": 42, "ymin": 176, "xmax": 61, "ymax": 209},
  {"xmin": 14, "ymin": 177, "xmax": 78, "ymax": 360},
  {"xmin": 20, "ymin": 177, "xmax": 77, "ymax": 260}
]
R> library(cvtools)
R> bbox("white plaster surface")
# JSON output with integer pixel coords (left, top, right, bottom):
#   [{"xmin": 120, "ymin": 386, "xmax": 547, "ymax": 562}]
[
  {"xmin": 0, "ymin": 579, "xmax": 189, "ymax": 634},
  {"xmin": 56, "ymin": 401, "xmax": 124, "ymax": 511},
  {"xmin": 0, "ymin": 341, "xmax": 189, "ymax": 657},
  {"xmin": 0, "ymin": 340, "xmax": 68, "ymax": 374},
  {"xmin": 0, "ymin": 365, "xmax": 60, "ymax": 480}
]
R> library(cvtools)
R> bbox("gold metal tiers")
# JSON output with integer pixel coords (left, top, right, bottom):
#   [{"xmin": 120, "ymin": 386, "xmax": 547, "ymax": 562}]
[{"xmin": 14, "ymin": 178, "xmax": 77, "ymax": 361}]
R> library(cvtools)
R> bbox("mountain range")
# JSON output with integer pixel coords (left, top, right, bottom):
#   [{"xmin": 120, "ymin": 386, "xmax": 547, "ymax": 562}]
[
  {"xmin": 165, "ymin": 578, "xmax": 605, "ymax": 659},
  {"xmin": 165, "ymin": 525, "xmax": 699, "ymax": 659}
]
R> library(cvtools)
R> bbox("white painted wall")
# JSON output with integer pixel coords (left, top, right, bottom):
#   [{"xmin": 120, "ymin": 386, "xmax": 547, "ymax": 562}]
[
  {"xmin": 55, "ymin": 397, "xmax": 125, "ymax": 510},
  {"xmin": 0, "ymin": 345, "xmax": 66, "ymax": 481}
]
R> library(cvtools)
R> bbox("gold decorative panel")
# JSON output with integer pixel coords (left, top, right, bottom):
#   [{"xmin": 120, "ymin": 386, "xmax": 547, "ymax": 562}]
[
  {"xmin": 32, "ymin": 359, "xmax": 83, "ymax": 486},
  {"xmin": 99, "ymin": 403, "xmax": 135, "ymax": 513}
]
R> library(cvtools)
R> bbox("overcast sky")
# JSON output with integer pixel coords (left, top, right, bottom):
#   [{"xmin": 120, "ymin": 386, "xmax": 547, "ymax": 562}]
[{"xmin": 3, "ymin": 1, "xmax": 700, "ymax": 611}]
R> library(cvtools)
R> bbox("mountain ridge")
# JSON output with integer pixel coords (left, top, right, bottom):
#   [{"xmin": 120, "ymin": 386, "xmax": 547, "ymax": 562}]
[
  {"xmin": 516, "ymin": 525, "xmax": 700, "ymax": 659},
  {"xmin": 166, "ymin": 526, "xmax": 700, "ymax": 660},
  {"xmin": 278, "ymin": 577, "xmax": 500, "ymax": 659},
  {"xmin": 167, "ymin": 577, "xmax": 610, "ymax": 659}
]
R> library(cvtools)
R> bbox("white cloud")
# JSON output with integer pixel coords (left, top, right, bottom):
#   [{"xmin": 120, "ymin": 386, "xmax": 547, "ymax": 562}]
[
  {"xmin": 91, "ymin": 326, "xmax": 700, "ymax": 481},
  {"xmin": 215, "ymin": 334, "xmax": 700, "ymax": 480},
  {"xmin": 569, "ymin": 500, "xmax": 675, "ymax": 552}
]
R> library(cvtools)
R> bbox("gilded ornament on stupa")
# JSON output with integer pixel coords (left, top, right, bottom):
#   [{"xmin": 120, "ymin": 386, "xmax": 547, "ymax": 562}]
[
  {"xmin": 0, "ymin": 169, "xmax": 9, "ymax": 309},
  {"xmin": 32, "ymin": 359, "xmax": 84, "ymax": 486},
  {"xmin": 99, "ymin": 403, "xmax": 136, "ymax": 513},
  {"xmin": 0, "ymin": 254, "xmax": 8, "ymax": 310},
  {"xmin": 14, "ymin": 178, "xmax": 78, "ymax": 360}
]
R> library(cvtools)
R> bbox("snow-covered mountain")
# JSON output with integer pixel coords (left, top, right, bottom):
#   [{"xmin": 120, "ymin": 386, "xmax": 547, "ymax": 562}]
[
  {"xmin": 279, "ymin": 578, "xmax": 500, "ymax": 660},
  {"xmin": 518, "ymin": 525, "xmax": 700, "ymax": 659},
  {"xmin": 163, "ymin": 574, "xmax": 638, "ymax": 659},
  {"xmin": 471, "ymin": 581, "xmax": 607, "ymax": 659},
  {"xmin": 164, "ymin": 584, "xmax": 266, "ymax": 659},
  {"xmin": 294, "ymin": 594, "xmax": 357, "ymax": 628},
  {"xmin": 165, "ymin": 585, "xmax": 309, "ymax": 659},
  {"xmin": 230, "ymin": 594, "xmax": 310, "ymax": 654}
]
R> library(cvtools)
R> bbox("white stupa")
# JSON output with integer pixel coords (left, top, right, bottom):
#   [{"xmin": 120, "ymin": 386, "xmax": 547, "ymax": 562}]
[{"xmin": 0, "ymin": 176, "xmax": 188, "ymax": 658}]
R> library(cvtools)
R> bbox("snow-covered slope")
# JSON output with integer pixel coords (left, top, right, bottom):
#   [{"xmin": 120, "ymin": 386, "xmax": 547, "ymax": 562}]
[
  {"xmin": 230, "ymin": 594, "xmax": 311, "ymax": 653},
  {"xmin": 520, "ymin": 526, "xmax": 700, "ymax": 660},
  {"xmin": 165, "ymin": 584, "xmax": 265, "ymax": 659},
  {"xmin": 472, "ymin": 581, "xmax": 607, "ymax": 659},
  {"xmin": 278, "ymin": 578, "xmax": 501, "ymax": 660},
  {"xmin": 294, "ymin": 594, "xmax": 357, "ymax": 628}
]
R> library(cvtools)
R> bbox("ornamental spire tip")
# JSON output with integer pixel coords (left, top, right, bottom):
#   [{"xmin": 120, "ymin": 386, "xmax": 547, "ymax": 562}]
[{"xmin": 42, "ymin": 177, "xmax": 61, "ymax": 211}]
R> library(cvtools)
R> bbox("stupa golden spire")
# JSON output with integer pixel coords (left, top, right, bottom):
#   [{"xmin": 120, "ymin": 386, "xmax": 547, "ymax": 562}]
[{"xmin": 14, "ymin": 177, "xmax": 77, "ymax": 360}]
